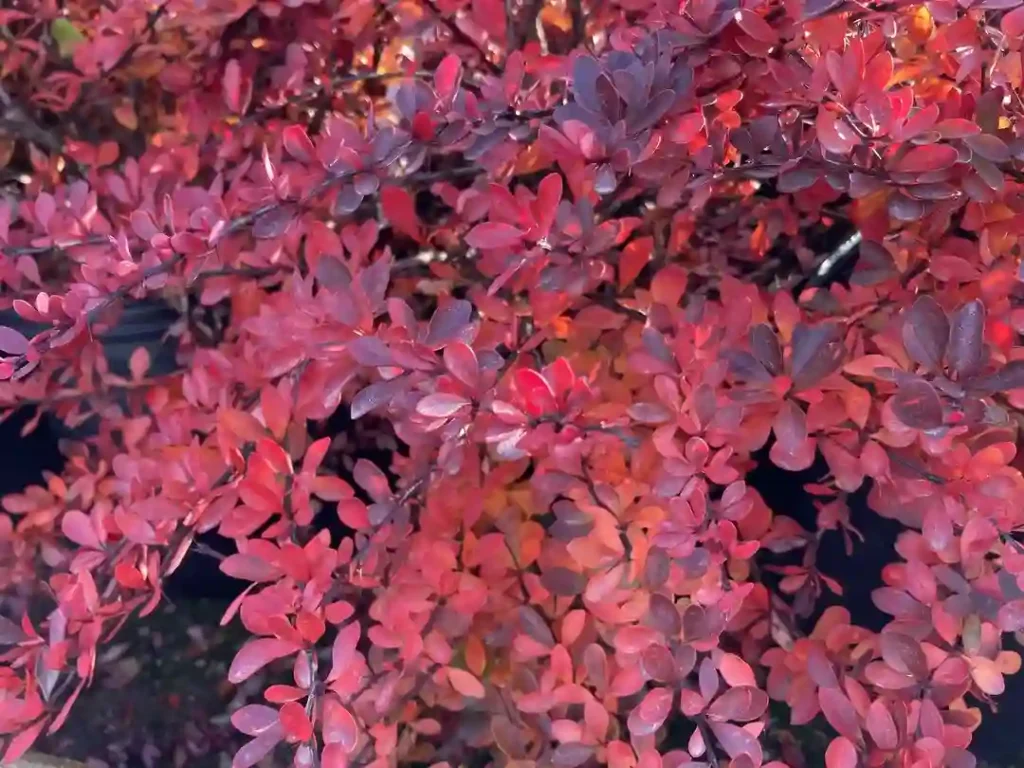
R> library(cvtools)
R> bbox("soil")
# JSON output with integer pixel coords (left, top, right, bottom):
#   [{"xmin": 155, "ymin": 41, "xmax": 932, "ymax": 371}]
[{"xmin": 36, "ymin": 597, "xmax": 278, "ymax": 768}]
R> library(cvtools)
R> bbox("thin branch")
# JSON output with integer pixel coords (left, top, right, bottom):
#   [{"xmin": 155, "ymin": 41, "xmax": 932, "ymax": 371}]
[
  {"xmin": 0, "ymin": 84, "xmax": 63, "ymax": 154},
  {"xmin": 0, "ymin": 235, "xmax": 108, "ymax": 258},
  {"xmin": 696, "ymin": 717, "xmax": 721, "ymax": 768}
]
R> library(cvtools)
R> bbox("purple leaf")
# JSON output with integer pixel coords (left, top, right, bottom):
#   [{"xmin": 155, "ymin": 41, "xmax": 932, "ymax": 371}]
[
  {"xmin": 902, "ymin": 296, "xmax": 948, "ymax": 371},
  {"xmin": 347, "ymin": 336, "xmax": 395, "ymax": 367},
  {"xmin": 708, "ymin": 721, "xmax": 763, "ymax": 764},
  {"xmin": 232, "ymin": 724, "xmax": 284, "ymax": 768},
  {"xmin": 0, "ymin": 326, "xmax": 29, "ymax": 355},
  {"xmin": 231, "ymin": 704, "xmax": 281, "ymax": 736},
  {"xmin": 971, "ymin": 360, "xmax": 1024, "ymax": 393},
  {"xmin": 879, "ymin": 631, "xmax": 928, "ymax": 679},
  {"xmin": 252, "ymin": 205, "xmax": 295, "ymax": 240},
  {"xmin": 790, "ymin": 323, "xmax": 845, "ymax": 391},
  {"xmin": 228, "ymin": 638, "xmax": 300, "ymax": 684},
  {"xmin": 707, "ymin": 686, "xmax": 770, "ymax": 722},
  {"xmin": 946, "ymin": 299, "xmax": 986, "ymax": 378},
  {"xmin": 416, "ymin": 392, "xmax": 471, "ymax": 418},
  {"xmin": 350, "ymin": 376, "xmax": 409, "ymax": 419},
  {"xmin": 750, "ymin": 324, "xmax": 782, "ymax": 375},
  {"xmin": 425, "ymin": 299, "xmax": 473, "ymax": 348},
  {"xmin": 553, "ymin": 744, "xmax": 595, "ymax": 768},
  {"xmin": 541, "ymin": 566, "xmax": 587, "ymax": 597},
  {"xmin": 891, "ymin": 379, "xmax": 943, "ymax": 429}
]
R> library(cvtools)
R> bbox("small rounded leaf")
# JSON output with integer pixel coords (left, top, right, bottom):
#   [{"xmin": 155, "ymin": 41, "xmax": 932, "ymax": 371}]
[{"xmin": 825, "ymin": 736, "xmax": 858, "ymax": 768}]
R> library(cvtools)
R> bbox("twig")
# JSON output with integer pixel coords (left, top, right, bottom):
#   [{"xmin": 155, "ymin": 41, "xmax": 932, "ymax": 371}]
[
  {"xmin": 0, "ymin": 84, "xmax": 63, "ymax": 154},
  {"xmin": 0, "ymin": 236, "xmax": 108, "ymax": 258},
  {"xmin": 696, "ymin": 717, "xmax": 721, "ymax": 768}
]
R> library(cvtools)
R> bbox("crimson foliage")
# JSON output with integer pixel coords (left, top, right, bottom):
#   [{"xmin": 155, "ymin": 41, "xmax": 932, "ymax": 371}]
[{"xmin": 2, "ymin": 0, "xmax": 1024, "ymax": 767}]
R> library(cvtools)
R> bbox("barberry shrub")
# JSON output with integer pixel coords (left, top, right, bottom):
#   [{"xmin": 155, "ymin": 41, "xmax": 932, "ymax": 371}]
[{"xmin": 2, "ymin": 0, "xmax": 1024, "ymax": 766}]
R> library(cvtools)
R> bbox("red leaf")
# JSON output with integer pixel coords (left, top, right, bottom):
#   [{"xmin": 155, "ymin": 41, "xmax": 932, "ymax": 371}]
[
  {"xmin": 448, "ymin": 667, "xmax": 486, "ymax": 698},
  {"xmin": 817, "ymin": 110, "xmax": 858, "ymax": 155},
  {"xmin": 434, "ymin": 53, "xmax": 463, "ymax": 101},
  {"xmin": 865, "ymin": 699, "xmax": 898, "ymax": 750},
  {"xmin": 819, "ymin": 687, "xmax": 861, "ymax": 742},
  {"xmin": 381, "ymin": 187, "xmax": 422, "ymax": 242},
  {"xmin": 825, "ymin": 736, "xmax": 858, "ymax": 768},
  {"xmin": 1003, "ymin": 5, "xmax": 1024, "ymax": 35},
  {"xmin": 465, "ymin": 222, "xmax": 526, "ymax": 250},
  {"xmin": 283, "ymin": 125, "xmax": 316, "ymax": 164},
  {"xmin": 735, "ymin": 9, "xmax": 778, "ymax": 42},
  {"xmin": 515, "ymin": 368, "xmax": 557, "ymax": 416},
  {"xmin": 322, "ymin": 696, "xmax": 360, "ymax": 751},
  {"xmin": 619, "ymin": 236, "xmax": 652, "ymax": 289},
  {"xmin": 229, "ymin": 638, "xmax": 300, "ymax": 684},
  {"xmin": 330, "ymin": 620, "xmax": 360, "ymax": 680},
  {"xmin": 221, "ymin": 554, "xmax": 283, "ymax": 582},
  {"xmin": 3, "ymin": 718, "xmax": 46, "ymax": 763},
  {"xmin": 627, "ymin": 687, "xmax": 672, "ymax": 736},
  {"xmin": 896, "ymin": 144, "xmax": 960, "ymax": 173},
  {"xmin": 61, "ymin": 510, "xmax": 100, "ymax": 549},
  {"xmin": 718, "ymin": 653, "xmax": 757, "ymax": 687},
  {"xmin": 444, "ymin": 342, "xmax": 480, "ymax": 388},
  {"xmin": 533, "ymin": 173, "xmax": 562, "ymax": 239},
  {"xmin": 279, "ymin": 701, "xmax": 313, "ymax": 742},
  {"xmin": 223, "ymin": 59, "xmax": 243, "ymax": 113}
]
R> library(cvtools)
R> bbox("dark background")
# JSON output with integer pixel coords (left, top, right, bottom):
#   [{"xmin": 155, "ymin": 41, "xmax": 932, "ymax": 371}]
[{"xmin": 2, "ymin": 409, "xmax": 1021, "ymax": 766}]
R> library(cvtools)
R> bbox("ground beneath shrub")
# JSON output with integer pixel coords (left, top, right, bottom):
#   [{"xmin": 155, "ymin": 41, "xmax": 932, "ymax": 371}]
[{"xmin": 36, "ymin": 598, "xmax": 281, "ymax": 768}]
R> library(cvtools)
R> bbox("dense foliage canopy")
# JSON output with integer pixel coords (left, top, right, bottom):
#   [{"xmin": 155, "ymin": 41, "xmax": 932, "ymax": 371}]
[{"xmin": 3, "ymin": 0, "xmax": 1024, "ymax": 766}]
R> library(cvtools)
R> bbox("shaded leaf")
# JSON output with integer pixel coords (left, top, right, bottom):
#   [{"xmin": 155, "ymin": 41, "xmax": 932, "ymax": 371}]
[
  {"xmin": 790, "ymin": 323, "xmax": 845, "ymax": 391},
  {"xmin": 902, "ymin": 297, "xmax": 949, "ymax": 371},
  {"xmin": 879, "ymin": 631, "xmax": 928, "ymax": 679},
  {"xmin": 0, "ymin": 326, "xmax": 29, "ymax": 355},
  {"xmin": 947, "ymin": 300, "xmax": 985, "ymax": 378},
  {"xmin": 891, "ymin": 379, "xmax": 943, "ymax": 429}
]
